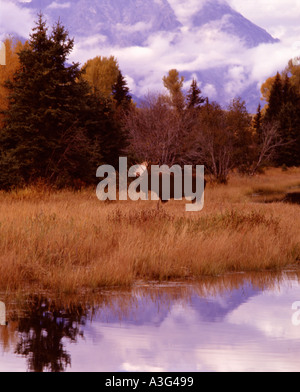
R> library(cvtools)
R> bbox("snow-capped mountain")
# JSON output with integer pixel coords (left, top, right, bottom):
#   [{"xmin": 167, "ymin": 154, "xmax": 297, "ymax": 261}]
[
  {"xmin": 16, "ymin": 0, "xmax": 182, "ymax": 46},
  {"xmin": 191, "ymin": 1, "xmax": 278, "ymax": 48},
  {"xmin": 20, "ymin": 0, "xmax": 277, "ymax": 48},
  {"xmin": 7, "ymin": 0, "xmax": 280, "ymax": 112}
]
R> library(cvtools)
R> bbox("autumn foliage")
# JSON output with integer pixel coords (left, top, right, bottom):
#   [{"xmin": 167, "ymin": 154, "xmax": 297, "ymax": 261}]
[{"xmin": 0, "ymin": 15, "xmax": 299, "ymax": 190}]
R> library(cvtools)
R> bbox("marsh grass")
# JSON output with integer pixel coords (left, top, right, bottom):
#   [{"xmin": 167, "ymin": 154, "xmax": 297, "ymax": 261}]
[{"xmin": 0, "ymin": 168, "xmax": 299, "ymax": 294}]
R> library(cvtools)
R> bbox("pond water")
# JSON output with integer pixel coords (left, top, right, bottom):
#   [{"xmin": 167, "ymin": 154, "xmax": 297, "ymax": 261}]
[{"xmin": 1, "ymin": 271, "xmax": 300, "ymax": 372}]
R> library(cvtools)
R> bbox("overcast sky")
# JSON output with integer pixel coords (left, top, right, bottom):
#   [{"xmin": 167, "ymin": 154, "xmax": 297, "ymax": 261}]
[{"xmin": 0, "ymin": 0, "xmax": 299, "ymax": 105}]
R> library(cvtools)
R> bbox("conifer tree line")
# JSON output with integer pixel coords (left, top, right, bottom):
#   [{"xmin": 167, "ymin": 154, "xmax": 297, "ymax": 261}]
[
  {"xmin": 0, "ymin": 15, "xmax": 130, "ymax": 189},
  {"xmin": 0, "ymin": 16, "xmax": 299, "ymax": 189},
  {"xmin": 259, "ymin": 71, "xmax": 300, "ymax": 167}
]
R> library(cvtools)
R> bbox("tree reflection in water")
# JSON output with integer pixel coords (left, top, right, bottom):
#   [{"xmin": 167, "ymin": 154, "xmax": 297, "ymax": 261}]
[
  {"xmin": 15, "ymin": 296, "xmax": 88, "ymax": 372},
  {"xmin": 3, "ymin": 271, "xmax": 299, "ymax": 372}
]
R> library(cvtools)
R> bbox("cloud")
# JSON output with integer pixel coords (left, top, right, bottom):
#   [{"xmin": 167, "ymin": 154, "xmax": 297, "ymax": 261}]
[
  {"xmin": 168, "ymin": 0, "xmax": 206, "ymax": 25},
  {"xmin": 2, "ymin": 0, "xmax": 300, "ymax": 111},
  {"xmin": 202, "ymin": 84, "xmax": 218, "ymax": 99},
  {"xmin": 115, "ymin": 21, "xmax": 154, "ymax": 34},
  {"xmin": 228, "ymin": 0, "xmax": 300, "ymax": 42},
  {"xmin": 47, "ymin": 2, "xmax": 71, "ymax": 9},
  {"xmin": 70, "ymin": 13, "xmax": 288, "ymax": 106},
  {"xmin": 68, "ymin": 277, "xmax": 300, "ymax": 372},
  {"xmin": 67, "ymin": 1, "xmax": 297, "ymax": 110},
  {"xmin": 0, "ymin": 0, "xmax": 35, "ymax": 39}
]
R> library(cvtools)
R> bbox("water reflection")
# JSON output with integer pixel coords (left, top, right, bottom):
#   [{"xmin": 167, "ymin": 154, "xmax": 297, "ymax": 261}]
[
  {"xmin": 14, "ymin": 298, "xmax": 88, "ymax": 372},
  {"xmin": 1, "ymin": 271, "xmax": 300, "ymax": 372}
]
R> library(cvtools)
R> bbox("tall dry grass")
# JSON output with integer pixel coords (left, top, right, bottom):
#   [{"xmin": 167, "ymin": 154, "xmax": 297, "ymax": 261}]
[{"xmin": 0, "ymin": 168, "xmax": 299, "ymax": 294}]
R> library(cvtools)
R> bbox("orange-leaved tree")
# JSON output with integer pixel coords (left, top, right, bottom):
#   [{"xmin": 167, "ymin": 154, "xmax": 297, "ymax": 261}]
[{"xmin": 0, "ymin": 38, "xmax": 26, "ymax": 126}]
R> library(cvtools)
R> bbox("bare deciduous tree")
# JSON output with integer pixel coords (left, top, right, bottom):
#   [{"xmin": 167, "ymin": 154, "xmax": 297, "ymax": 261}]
[
  {"xmin": 123, "ymin": 91, "xmax": 289, "ymax": 185},
  {"xmin": 194, "ymin": 102, "xmax": 237, "ymax": 184},
  {"xmin": 250, "ymin": 122, "xmax": 294, "ymax": 175},
  {"xmin": 123, "ymin": 93, "xmax": 198, "ymax": 166}
]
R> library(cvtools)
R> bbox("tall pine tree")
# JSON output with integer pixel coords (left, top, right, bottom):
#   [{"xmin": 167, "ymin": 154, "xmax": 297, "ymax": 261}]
[
  {"xmin": 264, "ymin": 72, "xmax": 283, "ymax": 124},
  {"xmin": 0, "ymin": 15, "xmax": 123, "ymax": 188},
  {"xmin": 186, "ymin": 79, "xmax": 205, "ymax": 109},
  {"xmin": 262, "ymin": 71, "xmax": 300, "ymax": 167},
  {"xmin": 277, "ymin": 76, "xmax": 300, "ymax": 166},
  {"xmin": 253, "ymin": 103, "xmax": 262, "ymax": 143},
  {"xmin": 112, "ymin": 70, "xmax": 132, "ymax": 112}
]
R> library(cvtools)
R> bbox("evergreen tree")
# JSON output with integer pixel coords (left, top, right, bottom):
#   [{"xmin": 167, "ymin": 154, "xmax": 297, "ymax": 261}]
[
  {"xmin": 253, "ymin": 103, "xmax": 262, "ymax": 143},
  {"xmin": 264, "ymin": 72, "xmax": 283, "ymax": 124},
  {"xmin": 282, "ymin": 74, "xmax": 292, "ymax": 104},
  {"xmin": 262, "ymin": 71, "xmax": 300, "ymax": 167},
  {"xmin": 0, "ymin": 15, "xmax": 123, "ymax": 188},
  {"xmin": 226, "ymin": 98, "xmax": 253, "ymax": 171},
  {"xmin": 277, "ymin": 77, "xmax": 300, "ymax": 166},
  {"xmin": 186, "ymin": 79, "xmax": 205, "ymax": 109},
  {"xmin": 112, "ymin": 70, "xmax": 132, "ymax": 112}
]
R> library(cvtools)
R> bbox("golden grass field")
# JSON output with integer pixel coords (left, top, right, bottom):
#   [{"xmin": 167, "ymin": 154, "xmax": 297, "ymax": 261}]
[{"xmin": 0, "ymin": 168, "xmax": 299, "ymax": 294}]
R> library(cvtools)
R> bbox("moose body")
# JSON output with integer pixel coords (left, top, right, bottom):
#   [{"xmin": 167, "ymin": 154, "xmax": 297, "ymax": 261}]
[
  {"xmin": 97, "ymin": 158, "xmax": 206, "ymax": 211},
  {"xmin": 134, "ymin": 163, "xmax": 206, "ymax": 209},
  {"xmin": 147, "ymin": 170, "xmax": 207, "ymax": 204}
]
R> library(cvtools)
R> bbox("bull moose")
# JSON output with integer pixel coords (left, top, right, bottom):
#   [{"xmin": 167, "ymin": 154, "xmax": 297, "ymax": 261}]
[{"xmin": 135, "ymin": 162, "xmax": 207, "ymax": 209}]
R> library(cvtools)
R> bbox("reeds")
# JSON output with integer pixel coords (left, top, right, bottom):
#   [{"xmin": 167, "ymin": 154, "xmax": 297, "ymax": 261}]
[{"xmin": 0, "ymin": 168, "xmax": 299, "ymax": 294}]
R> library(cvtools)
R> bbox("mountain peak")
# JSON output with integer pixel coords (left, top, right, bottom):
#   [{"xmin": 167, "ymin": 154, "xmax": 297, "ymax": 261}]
[
  {"xmin": 190, "ymin": 1, "xmax": 279, "ymax": 48},
  {"xmin": 19, "ymin": 0, "xmax": 181, "ymax": 46},
  {"xmin": 17, "ymin": 0, "xmax": 278, "ymax": 48},
  {"xmin": 8, "ymin": 0, "xmax": 280, "ymax": 112}
]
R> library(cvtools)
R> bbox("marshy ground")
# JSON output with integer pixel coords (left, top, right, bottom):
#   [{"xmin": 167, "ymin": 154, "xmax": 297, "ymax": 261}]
[{"xmin": 0, "ymin": 168, "xmax": 299, "ymax": 294}]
